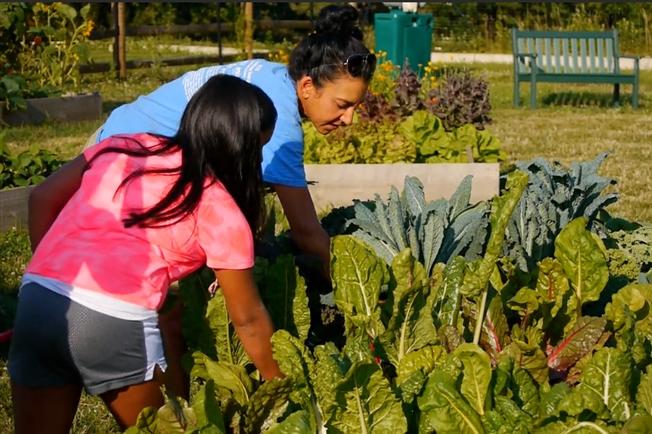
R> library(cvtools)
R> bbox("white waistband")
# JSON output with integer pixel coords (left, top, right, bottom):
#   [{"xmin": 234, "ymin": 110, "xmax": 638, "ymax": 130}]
[{"xmin": 22, "ymin": 273, "xmax": 158, "ymax": 321}]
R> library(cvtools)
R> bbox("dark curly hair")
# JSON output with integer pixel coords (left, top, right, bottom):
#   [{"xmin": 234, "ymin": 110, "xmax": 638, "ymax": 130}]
[{"xmin": 288, "ymin": 5, "xmax": 374, "ymax": 86}]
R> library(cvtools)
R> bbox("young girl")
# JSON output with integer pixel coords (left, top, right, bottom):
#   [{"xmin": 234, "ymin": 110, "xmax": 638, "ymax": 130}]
[
  {"xmin": 89, "ymin": 5, "xmax": 377, "ymax": 397},
  {"xmin": 8, "ymin": 75, "xmax": 281, "ymax": 433}
]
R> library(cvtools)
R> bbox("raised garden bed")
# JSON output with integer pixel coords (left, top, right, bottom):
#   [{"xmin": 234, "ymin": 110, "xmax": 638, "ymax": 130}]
[
  {"xmin": 305, "ymin": 163, "xmax": 499, "ymax": 210},
  {"xmin": 0, "ymin": 186, "xmax": 34, "ymax": 232},
  {"xmin": 0, "ymin": 92, "xmax": 102, "ymax": 126}
]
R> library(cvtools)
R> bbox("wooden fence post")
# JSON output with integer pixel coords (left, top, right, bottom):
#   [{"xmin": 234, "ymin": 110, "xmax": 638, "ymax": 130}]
[
  {"xmin": 244, "ymin": 2, "xmax": 253, "ymax": 60},
  {"xmin": 115, "ymin": 2, "xmax": 127, "ymax": 79}
]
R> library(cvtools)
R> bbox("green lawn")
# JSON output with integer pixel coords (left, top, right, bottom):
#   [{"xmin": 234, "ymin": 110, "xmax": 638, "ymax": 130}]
[
  {"xmin": 5, "ymin": 60, "xmax": 651, "ymax": 223},
  {"xmin": 1, "ymin": 57, "xmax": 650, "ymax": 432}
]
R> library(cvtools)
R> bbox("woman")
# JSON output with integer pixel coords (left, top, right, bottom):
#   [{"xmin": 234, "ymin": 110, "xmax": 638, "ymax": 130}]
[
  {"xmin": 92, "ymin": 4, "xmax": 376, "ymax": 278},
  {"xmin": 90, "ymin": 4, "xmax": 377, "ymax": 399},
  {"xmin": 8, "ymin": 74, "xmax": 281, "ymax": 433}
]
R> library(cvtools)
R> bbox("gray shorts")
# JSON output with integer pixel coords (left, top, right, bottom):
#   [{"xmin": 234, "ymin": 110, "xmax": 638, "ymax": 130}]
[{"xmin": 8, "ymin": 283, "xmax": 167, "ymax": 395}]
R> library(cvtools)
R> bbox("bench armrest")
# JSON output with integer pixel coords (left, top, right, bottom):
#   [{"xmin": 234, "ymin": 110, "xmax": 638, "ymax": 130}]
[
  {"xmin": 515, "ymin": 53, "xmax": 538, "ymax": 72},
  {"xmin": 619, "ymin": 55, "xmax": 640, "ymax": 73}
]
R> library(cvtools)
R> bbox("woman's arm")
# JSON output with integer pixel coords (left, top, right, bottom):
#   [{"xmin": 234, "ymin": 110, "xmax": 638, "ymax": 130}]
[
  {"xmin": 273, "ymin": 184, "xmax": 331, "ymax": 278},
  {"xmin": 214, "ymin": 268, "xmax": 282, "ymax": 380},
  {"xmin": 28, "ymin": 154, "xmax": 88, "ymax": 251}
]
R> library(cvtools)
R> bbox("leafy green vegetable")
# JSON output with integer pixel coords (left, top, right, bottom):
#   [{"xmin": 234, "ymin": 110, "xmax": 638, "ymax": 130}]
[
  {"xmin": 554, "ymin": 217, "xmax": 609, "ymax": 317},
  {"xmin": 418, "ymin": 371, "xmax": 485, "ymax": 434}
]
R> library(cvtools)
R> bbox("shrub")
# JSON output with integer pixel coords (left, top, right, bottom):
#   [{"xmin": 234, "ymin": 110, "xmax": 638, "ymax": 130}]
[{"xmin": 427, "ymin": 69, "xmax": 492, "ymax": 131}]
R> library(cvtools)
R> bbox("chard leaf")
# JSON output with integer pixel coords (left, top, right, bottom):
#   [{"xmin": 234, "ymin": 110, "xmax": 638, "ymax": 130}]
[
  {"xmin": 332, "ymin": 235, "xmax": 388, "ymax": 338},
  {"xmin": 636, "ymin": 365, "xmax": 652, "ymax": 415},
  {"xmin": 259, "ymin": 255, "xmax": 310, "ymax": 342},
  {"xmin": 559, "ymin": 348, "xmax": 632, "ymax": 422},
  {"xmin": 243, "ymin": 377, "xmax": 293, "ymax": 433},
  {"xmin": 271, "ymin": 330, "xmax": 314, "ymax": 391},
  {"xmin": 454, "ymin": 343, "xmax": 492, "ymax": 416},
  {"xmin": 418, "ymin": 371, "xmax": 485, "ymax": 434},
  {"xmin": 125, "ymin": 407, "xmax": 157, "ymax": 433},
  {"xmin": 538, "ymin": 382, "xmax": 571, "ymax": 420},
  {"xmin": 535, "ymin": 258, "xmax": 571, "ymax": 319},
  {"xmin": 332, "ymin": 362, "xmax": 408, "ymax": 434},
  {"xmin": 191, "ymin": 352, "xmax": 253, "ymax": 409},
  {"xmin": 314, "ymin": 343, "xmax": 349, "ymax": 424},
  {"xmin": 462, "ymin": 170, "xmax": 528, "ymax": 299},
  {"xmin": 207, "ymin": 288, "xmax": 248, "ymax": 366},
  {"xmin": 396, "ymin": 344, "xmax": 448, "ymax": 386},
  {"xmin": 432, "ymin": 256, "xmax": 466, "ymax": 328},
  {"xmin": 547, "ymin": 316, "xmax": 606, "ymax": 377},
  {"xmin": 271, "ymin": 331, "xmax": 321, "ymax": 432},
  {"xmin": 483, "ymin": 396, "xmax": 532, "ymax": 434},
  {"xmin": 155, "ymin": 395, "xmax": 197, "ymax": 433},
  {"xmin": 605, "ymin": 284, "xmax": 652, "ymax": 365},
  {"xmin": 554, "ymin": 217, "xmax": 609, "ymax": 312},
  {"xmin": 398, "ymin": 370, "xmax": 428, "ymax": 404},
  {"xmin": 623, "ymin": 415, "xmax": 652, "ymax": 434},
  {"xmin": 511, "ymin": 366, "xmax": 541, "ymax": 418},
  {"xmin": 480, "ymin": 295, "xmax": 509, "ymax": 361},
  {"xmin": 384, "ymin": 249, "xmax": 436, "ymax": 365},
  {"xmin": 266, "ymin": 410, "xmax": 312, "ymax": 434},
  {"xmin": 501, "ymin": 338, "xmax": 549, "ymax": 386},
  {"xmin": 507, "ymin": 287, "xmax": 540, "ymax": 317},
  {"xmin": 192, "ymin": 380, "xmax": 226, "ymax": 433}
]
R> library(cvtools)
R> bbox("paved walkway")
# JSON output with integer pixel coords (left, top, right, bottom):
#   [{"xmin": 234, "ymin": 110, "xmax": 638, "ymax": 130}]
[
  {"xmin": 161, "ymin": 45, "xmax": 651, "ymax": 70},
  {"xmin": 430, "ymin": 52, "xmax": 652, "ymax": 71}
]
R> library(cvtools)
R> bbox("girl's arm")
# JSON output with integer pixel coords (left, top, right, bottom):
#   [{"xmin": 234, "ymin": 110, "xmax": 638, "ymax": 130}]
[
  {"xmin": 214, "ymin": 268, "xmax": 282, "ymax": 380},
  {"xmin": 28, "ymin": 154, "xmax": 88, "ymax": 251}
]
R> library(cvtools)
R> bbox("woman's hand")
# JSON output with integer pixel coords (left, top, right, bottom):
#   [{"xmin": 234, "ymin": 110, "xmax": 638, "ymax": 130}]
[
  {"xmin": 214, "ymin": 268, "xmax": 282, "ymax": 380},
  {"xmin": 28, "ymin": 154, "xmax": 88, "ymax": 252}
]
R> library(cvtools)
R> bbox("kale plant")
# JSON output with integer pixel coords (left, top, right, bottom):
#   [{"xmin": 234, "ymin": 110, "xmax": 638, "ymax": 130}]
[
  {"xmin": 347, "ymin": 175, "xmax": 489, "ymax": 276},
  {"xmin": 503, "ymin": 152, "xmax": 618, "ymax": 272}
]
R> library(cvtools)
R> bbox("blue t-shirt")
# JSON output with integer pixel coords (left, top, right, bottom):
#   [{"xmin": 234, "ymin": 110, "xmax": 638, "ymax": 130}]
[{"xmin": 98, "ymin": 60, "xmax": 305, "ymax": 187}]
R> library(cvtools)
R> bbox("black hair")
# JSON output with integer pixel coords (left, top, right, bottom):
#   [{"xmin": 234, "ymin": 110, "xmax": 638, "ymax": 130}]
[
  {"xmin": 288, "ymin": 4, "xmax": 374, "ymax": 86},
  {"xmin": 88, "ymin": 75, "xmax": 277, "ymax": 235}
]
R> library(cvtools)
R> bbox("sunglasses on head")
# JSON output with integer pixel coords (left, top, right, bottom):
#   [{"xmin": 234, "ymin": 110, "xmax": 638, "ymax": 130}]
[{"xmin": 315, "ymin": 53, "xmax": 377, "ymax": 78}]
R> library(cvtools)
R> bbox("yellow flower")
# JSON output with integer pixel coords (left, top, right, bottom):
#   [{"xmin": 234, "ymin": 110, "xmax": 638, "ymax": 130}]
[{"xmin": 82, "ymin": 19, "xmax": 94, "ymax": 38}]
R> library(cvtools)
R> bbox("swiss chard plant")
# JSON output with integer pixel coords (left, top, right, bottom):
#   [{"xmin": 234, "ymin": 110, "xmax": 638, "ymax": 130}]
[{"xmin": 127, "ymin": 168, "xmax": 652, "ymax": 434}]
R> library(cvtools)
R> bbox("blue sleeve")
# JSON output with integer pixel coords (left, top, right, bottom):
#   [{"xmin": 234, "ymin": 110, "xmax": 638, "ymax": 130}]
[{"xmin": 253, "ymin": 63, "xmax": 307, "ymax": 188}]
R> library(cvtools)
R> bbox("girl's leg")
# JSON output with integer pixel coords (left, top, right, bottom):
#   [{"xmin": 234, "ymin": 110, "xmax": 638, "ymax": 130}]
[
  {"xmin": 158, "ymin": 297, "xmax": 190, "ymax": 400},
  {"xmin": 12, "ymin": 382, "xmax": 82, "ymax": 434},
  {"xmin": 100, "ymin": 369, "xmax": 165, "ymax": 430}
]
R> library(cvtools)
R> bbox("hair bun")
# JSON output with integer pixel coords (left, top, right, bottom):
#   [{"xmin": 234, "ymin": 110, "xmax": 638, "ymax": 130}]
[{"xmin": 314, "ymin": 5, "xmax": 362, "ymax": 40}]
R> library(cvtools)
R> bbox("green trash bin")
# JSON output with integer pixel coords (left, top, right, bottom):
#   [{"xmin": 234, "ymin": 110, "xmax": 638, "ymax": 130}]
[{"xmin": 374, "ymin": 10, "xmax": 433, "ymax": 73}]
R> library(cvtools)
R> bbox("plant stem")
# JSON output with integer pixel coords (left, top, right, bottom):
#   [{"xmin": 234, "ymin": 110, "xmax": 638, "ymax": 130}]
[{"xmin": 473, "ymin": 288, "xmax": 489, "ymax": 345}]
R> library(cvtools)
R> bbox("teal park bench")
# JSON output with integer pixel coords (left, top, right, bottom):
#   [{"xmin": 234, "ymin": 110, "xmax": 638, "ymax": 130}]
[{"xmin": 512, "ymin": 29, "xmax": 640, "ymax": 108}]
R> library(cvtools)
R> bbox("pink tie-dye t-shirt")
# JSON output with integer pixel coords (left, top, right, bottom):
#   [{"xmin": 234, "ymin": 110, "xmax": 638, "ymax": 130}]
[{"xmin": 26, "ymin": 133, "xmax": 254, "ymax": 311}]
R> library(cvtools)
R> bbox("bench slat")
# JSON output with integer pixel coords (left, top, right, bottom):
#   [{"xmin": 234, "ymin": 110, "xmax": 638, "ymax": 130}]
[
  {"xmin": 580, "ymin": 38, "xmax": 587, "ymax": 73},
  {"xmin": 597, "ymin": 39, "xmax": 604, "ymax": 72},
  {"xmin": 545, "ymin": 37, "xmax": 551, "ymax": 71},
  {"xmin": 589, "ymin": 38, "xmax": 596, "ymax": 72},
  {"xmin": 554, "ymin": 38, "xmax": 561, "ymax": 73},
  {"xmin": 606, "ymin": 38, "xmax": 614, "ymax": 71},
  {"xmin": 563, "ymin": 38, "xmax": 570, "ymax": 73}
]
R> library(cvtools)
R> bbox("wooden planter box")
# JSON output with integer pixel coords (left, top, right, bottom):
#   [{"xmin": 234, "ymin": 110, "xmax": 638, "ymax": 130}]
[
  {"xmin": 305, "ymin": 163, "xmax": 500, "ymax": 211},
  {"xmin": 0, "ymin": 93, "xmax": 102, "ymax": 126},
  {"xmin": 0, "ymin": 186, "xmax": 34, "ymax": 232},
  {"xmin": 0, "ymin": 164, "xmax": 499, "ymax": 232}
]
